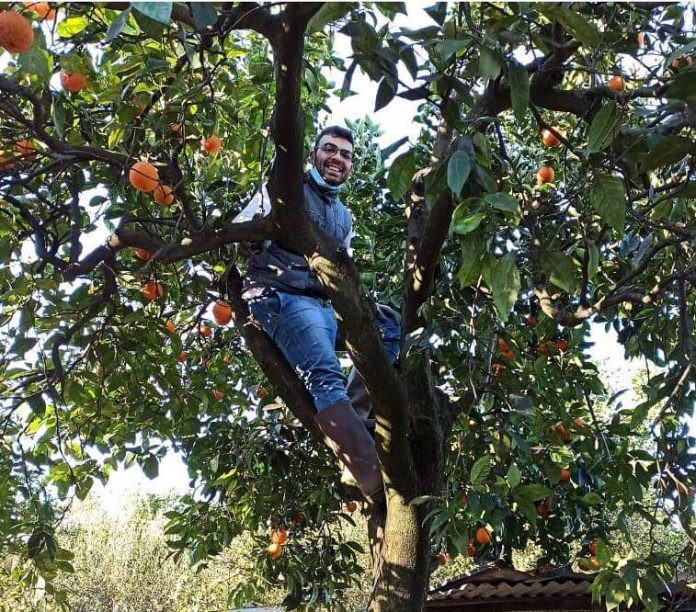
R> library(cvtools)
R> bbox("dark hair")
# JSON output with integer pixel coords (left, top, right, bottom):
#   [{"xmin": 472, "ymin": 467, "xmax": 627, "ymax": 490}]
[{"xmin": 314, "ymin": 125, "xmax": 353, "ymax": 150}]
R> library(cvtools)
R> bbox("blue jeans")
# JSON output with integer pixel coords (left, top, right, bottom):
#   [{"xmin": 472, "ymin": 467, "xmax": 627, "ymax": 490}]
[{"xmin": 248, "ymin": 292, "xmax": 400, "ymax": 412}]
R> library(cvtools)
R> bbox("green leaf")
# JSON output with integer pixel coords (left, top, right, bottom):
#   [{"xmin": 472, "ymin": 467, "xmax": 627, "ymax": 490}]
[
  {"xmin": 436, "ymin": 39, "xmax": 468, "ymax": 63},
  {"xmin": 581, "ymin": 492, "xmax": 603, "ymax": 505},
  {"xmin": 142, "ymin": 454, "xmax": 159, "ymax": 479},
  {"xmin": 478, "ymin": 47, "xmax": 501, "ymax": 79},
  {"xmin": 543, "ymin": 5, "xmax": 600, "ymax": 46},
  {"xmin": 540, "ymin": 252, "xmax": 577, "ymax": 293},
  {"xmin": 452, "ymin": 210, "xmax": 485, "ymax": 236},
  {"xmin": 18, "ymin": 44, "xmax": 52, "ymax": 84},
  {"xmin": 483, "ymin": 253, "xmax": 520, "ymax": 321},
  {"xmin": 192, "ymin": 4, "xmax": 219, "ymax": 31},
  {"xmin": 506, "ymin": 464, "xmax": 521, "ymax": 489},
  {"xmin": 587, "ymin": 240, "xmax": 600, "ymax": 280},
  {"xmin": 387, "ymin": 150, "xmax": 416, "ymax": 200},
  {"xmin": 664, "ymin": 71, "xmax": 696, "ymax": 107},
  {"xmin": 470, "ymin": 455, "xmax": 493, "ymax": 486},
  {"xmin": 587, "ymin": 102, "xmax": 619, "ymax": 152},
  {"xmin": 447, "ymin": 149, "xmax": 472, "ymax": 196},
  {"xmin": 589, "ymin": 174, "xmax": 626, "ymax": 235},
  {"xmin": 508, "ymin": 61, "xmax": 529, "ymax": 123},
  {"xmin": 458, "ymin": 242, "xmax": 484, "ymax": 287},
  {"xmin": 133, "ymin": 2, "xmax": 173, "ymax": 25},
  {"xmin": 484, "ymin": 192, "xmax": 519, "ymax": 214},
  {"xmin": 307, "ymin": 2, "xmax": 353, "ymax": 33},
  {"xmin": 514, "ymin": 484, "xmax": 551, "ymax": 503},
  {"xmin": 375, "ymin": 77, "xmax": 396, "ymax": 112},
  {"xmin": 133, "ymin": 10, "xmax": 164, "ymax": 38},
  {"xmin": 640, "ymin": 136, "xmax": 694, "ymax": 172},
  {"xmin": 57, "ymin": 15, "xmax": 89, "ymax": 37},
  {"xmin": 105, "ymin": 8, "xmax": 132, "ymax": 43}
]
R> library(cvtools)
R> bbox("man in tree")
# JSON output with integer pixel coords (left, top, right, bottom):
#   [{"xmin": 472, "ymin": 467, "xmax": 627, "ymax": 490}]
[{"xmin": 239, "ymin": 125, "xmax": 400, "ymax": 506}]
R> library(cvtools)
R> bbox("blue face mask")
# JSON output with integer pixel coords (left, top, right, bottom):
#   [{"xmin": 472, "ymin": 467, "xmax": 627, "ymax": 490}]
[{"xmin": 308, "ymin": 167, "xmax": 342, "ymax": 197}]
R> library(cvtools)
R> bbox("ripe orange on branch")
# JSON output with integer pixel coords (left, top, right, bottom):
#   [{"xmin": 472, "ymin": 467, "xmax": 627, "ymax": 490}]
[
  {"xmin": 141, "ymin": 282, "xmax": 164, "ymax": 301},
  {"xmin": 15, "ymin": 140, "xmax": 36, "ymax": 161},
  {"xmin": 0, "ymin": 11, "xmax": 34, "ymax": 53},
  {"xmin": 267, "ymin": 542, "xmax": 283, "ymax": 559},
  {"xmin": 541, "ymin": 129, "xmax": 561, "ymax": 148},
  {"xmin": 134, "ymin": 247, "xmax": 151, "ymax": 261},
  {"xmin": 607, "ymin": 75, "xmax": 625, "ymax": 92},
  {"xmin": 59, "ymin": 69, "xmax": 86, "ymax": 93},
  {"xmin": 437, "ymin": 552, "xmax": 447, "ymax": 566},
  {"xmin": 212, "ymin": 389, "xmax": 224, "ymax": 401},
  {"xmin": 164, "ymin": 320, "xmax": 176, "ymax": 335},
  {"xmin": 129, "ymin": 161, "xmax": 159, "ymax": 192},
  {"xmin": 153, "ymin": 184, "xmax": 175, "ymax": 206},
  {"xmin": 199, "ymin": 325, "xmax": 212, "ymax": 338},
  {"xmin": 23, "ymin": 2, "xmax": 56, "ymax": 20},
  {"xmin": 475, "ymin": 527, "xmax": 492, "ymax": 545},
  {"xmin": 560, "ymin": 468, "xmax": 571, "ymax": 482},
  {"xmin": 212, "ymin": 300, "xmax": 233, "ymax": 326},
  {"xmin": 536, "ymin": 165, "xmax": 555, "ymax": 185},
  {"xmin": 201, "ymin": 135, "xmax": 221, "ymax": 155},
  {"xmin": 271, "ymin": 529, "xmax": 288, "ymax": 545},
  {"xmin": 0, "ymin": 155, "xmax": 15, "ymax": 173}
]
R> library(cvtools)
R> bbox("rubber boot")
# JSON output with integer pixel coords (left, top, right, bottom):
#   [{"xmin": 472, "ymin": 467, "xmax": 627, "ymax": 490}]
[{"xmin": 314, "ymin": 400, "xmax": 384, "ymax": 506}]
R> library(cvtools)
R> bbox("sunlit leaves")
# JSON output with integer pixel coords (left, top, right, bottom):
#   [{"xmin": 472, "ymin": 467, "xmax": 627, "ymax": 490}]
[
  {"xmin": 56, "ymin": 15, "xmax": 90, "ymax": 38},
  {"xmin": 482, "ymin": 253, "xmax": 521, "ymax": 321}
]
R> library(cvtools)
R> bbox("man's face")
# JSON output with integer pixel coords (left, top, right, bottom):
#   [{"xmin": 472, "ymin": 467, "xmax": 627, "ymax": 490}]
[{"xmin": 310, "ymin": 134, "xmax": 353, "ymax": 186}]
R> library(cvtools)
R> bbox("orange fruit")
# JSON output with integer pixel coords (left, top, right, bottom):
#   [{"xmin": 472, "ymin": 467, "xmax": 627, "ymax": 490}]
[
  {"xmin": 500, "ymin": 348, "xmax": 515, "ymax": 363},
  {"xmin": 556, "ymin": 339, "xmax": 569, "ymax": 352},
  {"xmin": 135, "ymin": 102, "xmax": 147, "ymax": 117},
  {"xmin": 134, "ymin": 247, "xmax": 151, "ymax": 261},
  {"xmin": 59, "ymin": 69, "xmax": 86, "ymax": 93},
  {"xmin": 437, "ymin": 552, "xmax": 447, "ymax": 566},
  {"xmin": 267, "ymin": 542, "xmax": 283, "ymax": 559},
  {"xmin": 573, "ymin": 417, "xmax": 586, "ymax": 429},
  {"xmin": 536, "ymin": 165, "xmax": 555, "ymax": 185},
  {"xmin": 291, "ymin": 514, "xmax": 304, "ymax": 526},
  {"xmin": 212, "ymin": 300, "xmax": 233, "ymax": 326},
  {"xmin": 23, "ymin": 3, "xmax": 55, "ymax": 20},
  {"xmin": 542, "ymin": 129, "xmax": 561, "ymax": 147},
  {"xmin": 164, "ymin": 320, "xmax": 176, "ymax": 334},
  {"xmin": 475, "ymin": 527, "xmax": 491, "ymax": 545},
  {"xmin": 492, "ymin": 363, "xmax": 505, "ymax": 377},
  {"xmin": 201, "ymin": 135, "xmax": 221, "ymax": 155},
  {"xmin": 199, "ymin": 325, "xmax": 212, "ymax": 338},
  {"xmin": 588, "ymin": 555, "xmax": 601, "ymax": 570},
  {"xmin": 607, "ymin": 75, "xmax": 625, "ymax": 92},
  {"xmin": 153, "ymin": 184, "xmax": 175, "ymax": 206},
  {"xmin": 14, "ymin": 140, "xmax": 36, "ymax": 161},
  {"xmin": 177, "ymin": 351, "xmax": 188, "ymax": 363},
  {"xmin": 536, "ymin": 498, "xmax": 550, "ymax": 519},
  {"xmin": 346, "ymin": 500, "xmax": 358, "ymax": 513},
  {"xmin": 141, "ymin": 282, "xmax": 164, "ymax": 301},
  {"xmin": 0, "ymin": 10, "xmax": 34, "ymax": 53},
  {"xmin": 459, "ymin": 492, "xmax": 468, "ymax": 505},
  {"xmin": 170, "ymin": 122, "xmax": 183, "ymax": 134},
  {"xmin": 467, "ymin": 541, "xmax": 477, "ymax": 557},
  {"xmin": 0, "ymin": 155, "xmax": 15, "ymax": 173},
  {"xmin": 560, "ymin": 468, "xmax": 571, "ymax": 482},
  {"xmin": 588, "ymin": 540, "xmax": 597, "ymax": 555},
  {"xmin": 212, "ymin": 389, "xmax": 224, "ymax": 401},
  {"xmin": 497, "ymin": 338, "xmax": 510, "ymax": 352},
  {"xmin": 526, "ymin": 316, "xmax": 538, "ymax": 328},
  {"xmin": 256, "ymin": 386, "xmax": 268, "ymax": 399},
  {"xmin": 129, "ymin": 161, "xmax": 159, "ymax": 192},
  {"xmin": 270, "ymin": 529, "xmax": 288, "ymax": 545}
]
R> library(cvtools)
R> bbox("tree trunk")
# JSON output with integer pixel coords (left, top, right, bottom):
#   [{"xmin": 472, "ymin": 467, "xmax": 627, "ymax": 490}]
[{"xmin": 368, "ymin": 493, "xmax": 434, "ymax": 611}]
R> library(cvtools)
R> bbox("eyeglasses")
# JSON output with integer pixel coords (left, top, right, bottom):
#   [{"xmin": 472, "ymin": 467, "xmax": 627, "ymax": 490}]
[{"xmin": 318, "ymin": 142, "xmax": 354, "ymax": 162}]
